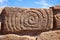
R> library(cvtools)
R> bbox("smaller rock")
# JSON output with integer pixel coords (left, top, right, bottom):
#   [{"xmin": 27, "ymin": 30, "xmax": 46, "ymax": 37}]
[
  {"xmin": 37, "ymin": 30, "xmax": 60, "ymax": 40},
  {"xmin": 0, "ymin": 34, "xmax": 36, "ymax": 40}
]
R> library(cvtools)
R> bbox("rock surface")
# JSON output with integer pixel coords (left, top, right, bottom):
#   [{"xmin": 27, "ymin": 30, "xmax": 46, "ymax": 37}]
[{"xmin": 0, "ymin": 6, "xmax": 60, "ymax": 40}]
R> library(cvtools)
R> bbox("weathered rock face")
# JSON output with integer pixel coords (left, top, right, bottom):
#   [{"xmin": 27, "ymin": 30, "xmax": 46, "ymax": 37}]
[
  {"xmin": 0, "ymin": 34, "xmax": 36, "ymax": 40},
  {"xmin": 37, "ymin": 30, "xmax": 60, "ymax": 40},
  {"xmin": 1, "ymin": 7, "xmax": 53, "ymax": 34}
]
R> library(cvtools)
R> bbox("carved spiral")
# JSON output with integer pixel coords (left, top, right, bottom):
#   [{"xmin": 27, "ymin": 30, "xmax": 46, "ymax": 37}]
[{"xmin": 20, "ymin": 9, "xmax": 43, "ymax": 29}]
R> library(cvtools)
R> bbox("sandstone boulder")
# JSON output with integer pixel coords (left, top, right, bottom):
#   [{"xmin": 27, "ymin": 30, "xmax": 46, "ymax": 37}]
[{"xmin": 1, "ymin": 7, "xmax": 53, "ymax": 34}]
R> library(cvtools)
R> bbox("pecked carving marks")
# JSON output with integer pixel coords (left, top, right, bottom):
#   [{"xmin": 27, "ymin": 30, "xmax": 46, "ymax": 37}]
[
  {"xmin": 21, "ymin": 8, "xmax": 53, "ymax": 30},
  {"xmin": 20, "ymin": 9, "xmax": 43, "ymax": 30},
  {"xmin": 1, "ymin": 7, "xmax": 53, "ymax": 33}
]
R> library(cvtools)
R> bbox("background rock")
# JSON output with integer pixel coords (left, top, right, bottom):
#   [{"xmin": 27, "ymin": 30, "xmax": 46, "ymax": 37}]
[{"xmin": 51, "ymin": 6, "xmax": 60, "ymax": 29}]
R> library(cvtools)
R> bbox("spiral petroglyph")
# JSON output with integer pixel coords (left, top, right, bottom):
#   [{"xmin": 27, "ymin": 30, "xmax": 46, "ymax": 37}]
[
  {"xmin": 20, "ymin": 9, "xmax": 43, "ymax": 29},
  {"xmin": 1, "ymin": 7, "xmax": 53, "ymax": 34}
]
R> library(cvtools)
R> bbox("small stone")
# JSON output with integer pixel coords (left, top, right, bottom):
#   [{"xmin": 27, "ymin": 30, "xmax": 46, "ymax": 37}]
[
  {"xmin": 37, "ymin": 30, "xmax": 60, "ymax": 40},
  {"xmin": 0, "ymin": 34, "xmax": 36, "ymax": 40}
]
